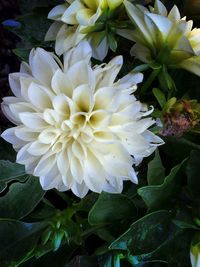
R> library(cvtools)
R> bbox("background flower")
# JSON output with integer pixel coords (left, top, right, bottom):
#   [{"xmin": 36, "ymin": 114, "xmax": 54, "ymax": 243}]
[
  {"xmin": 124, "ymin": 0, "xmax": 200, "ymax": 76},
  {"xmin": 45, "ymin": 0, "xmax": 133, "ymax": 60},
  {"xmin": 1, "ymin": 41, "xmax": 163, "ymax": 197}
]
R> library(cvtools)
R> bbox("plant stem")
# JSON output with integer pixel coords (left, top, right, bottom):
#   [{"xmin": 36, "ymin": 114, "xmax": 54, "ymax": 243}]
[{"xmin": 140, "ymin": 68, "xmax": 161, "ymax": 94}]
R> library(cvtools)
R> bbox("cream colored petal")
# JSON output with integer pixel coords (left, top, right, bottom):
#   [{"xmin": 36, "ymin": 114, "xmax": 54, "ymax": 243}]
[
  {"xmin": 73, "ymin": 84, "xmax": 94, "ymax": 112},
  {"xmin": 168, "ymin": 5, "xmax": 181, "ymax": 21},
  {"xmin": 89, "ymin": 110, "xmax": 111, "ymax": 129},
  {"xmin": 72, "ymin": 140, "xmax": 86, "ymax": 160},
  {"xmin": 34, "ymin": 152, "xmax": 56, "ymax": 176},
  {"xmin": 52, "ymin": 94, "xmax": 72, "ymax": 116},
  {"xmin": 40, "ymin": 166, "xmax": 61, "ymax": 190},
  {"xmin": 67, "ymin": 61, "xmax": 95, "ymax": 89},
  {"xmin": 1, "ymin": 127, "xmax": 25, "ymax": 147},
  {"xmin": 43, "ymin": 109, "xmax": 62, "ymax": 125},
  {"xmin": 84, "ymin": 150, "xmax": 105, "ymax": 192},
  {"xmin": 146, "ymin": 13, "xmax": 172, "ymax": 41},
  {"xmin": 19, "ymin": 112, "xmax": 48, "ymax": 129},
  {"xmin": 76, "ymin": 8, "xmax": 95, "ymax": 26},
  {"xmin": 48, "ymin": 3, "xmax": 68, "ymax": 21},
  {"xmin": 28, "ymin": 141, "xmax": 50, "ymax": 156},
  {"xmin": 124, "ymin": 0, "xmax": 154, "ymax": 47},
  {"xmin": 71, "ymin": 180, "xmax": 89, "ymax": 198},
  {"xmin": 8, "ymin": 102, "xmax": 37, "ymax": 124},
  {"xmin": 70, "ymin": 156, "xmax": 83, "ymax": 184},
  {"xmin": 57, "ymin": 148, "xmax": 70, "ymax": 175},
  {"xmin": 29, "ymin": 48, "xmax": 60, "ymax": 87},
  {"xmin": 15, "ymin": 126, "xmax": 39, "ymax": 141},
  {"xmin": 20, "ymin": 62, "xmax": 32, "ymax": 75},
  {"xmin": 51, "ymin": 69, "xmax": 73, "ymax": 97},
  {"xmin": 96, "ymin": 56, "xmax": 123, "ymax": 88},
  {"xmin": 45, "ymin": 21, "xmax": 63, "ymax": 41},
  {"xmin": 1, "ymin": 102, "xmax": 23, "ymax": 125},
  {"xmin": 39, "ymin": 128, "xmax": 60, "ymax": 144},
  {"xmin": 94, "ymin": 86, "xmax": 115, "ymax": 110},
  {"xmin": 154, "ymin": 0, "xmax": 167, "ymax": 16},
  {"xmin": 93, "ymin": 131, "xmax": 118, "ymax": 143},
  {"xmin": 61, "ymin": 0, "xmax": 85, "ymax": 24},
  {"xmin": 63, "ymin": 41, "xmax": 92, "ymax": 71},
  {"xmin": 9, "ymin": 72, "xmax": 30, "ymax": 98},
  {"xmin": 28, "ymin": 83, "xmax": 53, "ymax": 110}
]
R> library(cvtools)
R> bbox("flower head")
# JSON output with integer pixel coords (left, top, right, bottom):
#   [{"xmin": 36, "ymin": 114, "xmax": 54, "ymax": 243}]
[
  {"xmin": 45, "ymin": 0, "xmax": 130, "ymax": 60},
  {"xmin": 124, "ymin": 0, "xmax": 200, "ymax": 76},
  {"xmin": 1, "ymin": 41, "xmax": 163, "ymax": 197}
]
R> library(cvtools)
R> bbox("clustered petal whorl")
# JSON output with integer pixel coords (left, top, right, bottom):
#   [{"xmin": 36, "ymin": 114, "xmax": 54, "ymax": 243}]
[{"xmin": 1, "ymin": 41, "xmax": 163, "ymax": 197}]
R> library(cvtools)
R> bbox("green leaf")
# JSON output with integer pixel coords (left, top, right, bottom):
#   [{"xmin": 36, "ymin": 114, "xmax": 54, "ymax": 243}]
[
  {"xmin": 13, "ymin": 48, "xmax": 31, "ymax": 62},
  {"xmin": 88, "ymin": 192, "xmax": 136, "ymax": 225},
  {"xmin": 110, "ymin": 210, "xmax": 192, "ymax": 266},
  {"xmin": 138, "ymin": 160, "xmax": 186, "ymax": 211},
  {"xmin": 0, "ymin": 138, "xmax": 16, "ymax": 161},
  {"xmin": 186, "ymin": 150, "xmax": 200, "ymax": 201},
  {"xmin": 0, "ymin": 175, "xmax": 45, "ymax": 219},
  {"xmin": 19, "ymin": 0, "xmax": 63, "ymax": 13},
  {"xmin": 107, "ymin": 32, "xmax": 118, "ymax": 52},
  {"xmin": 110, "ymin": 210, "xmax": 172, "ymax": 252},
  {"xmin": 161, "ymin": 136, "xmax": 200, "ymax": 162},
  {"xmin": 0, "ymin": 219, "xmax": 46, "ymax": 266},
  {"xmin": 152, "ymin": 88, "xmax": 166, "ymax": 108},
  {"xmin": 147, "ymin": 150, "xmax": 165, "ymax": 185},
  {"xmin": 0, "ymin": 160, "xmax": 26, "ymax": 192}
]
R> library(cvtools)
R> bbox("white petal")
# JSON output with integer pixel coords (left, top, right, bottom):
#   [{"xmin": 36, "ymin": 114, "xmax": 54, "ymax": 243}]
[
  {"xmin": 1, "ymin": 102, "xmax": 21, "ymax": 124},
  {"xmin": 19, "ymin": 112, "xmax": 48, "ymax": 129},
  {"xmin": 15, "ymin": 126, "xmax": 39, "ymax": 141},
  {"xmin": 9, "ymin": 72, "xmax": 29, "ymax": 98},
  {"xmin": 94, "ymin": 87, "xmax": 115, "ymax": 110},
  {"xmin": 45, "ymin": 21, "xmax": 63, "ymax": 41},
  {"xmin": 28, "ymin": 83, "xmax": 53, "ymax": 110},
  {"xmin": 61, "ymin": 0, "xmax": 84, "ymax": 24},
  {"xmin": 43, "ymin": 109, "xmax": 62, "ymax": 125},
  {"xmin": 29, "ymin": 48, "xmax": 60, "ymax": 87},
  {"xmin": 39, "ymin": 165, "xmax": 60, "ymax": 190},
  {"xmin": 168, "ymin": 5, "xmax": 181, "ymax": 21},
  {"xmin": 39, "ymin": 128, "xmax": 60, "ymax": 144},
  {"xmin": 1, "ymin": 127, "xmax": 25, "ymax": 147},
  {"xmin": 70, "ymin": 156, "xmax": 83, "ymax": 184},
  {"xmin": 96, "ymin": 56, "xmax": 123, "ymax": 88},
  {"xmin": 66, "ymin": 61, "xmax": 95, "ymax": 89},
  {"xmin": 154, "ymin": 0, "xmax": 168, "ymax": 16},
  {"xmin": 76, "ymin": 8, "xmax": 94, "ymax": 25},
  {"xmin": 146, "ymin": 13, "xmax": 172, "ymax": 40},
  {"xmin": 34, "ymin": 152, "xmax": 56, "ymax": 176},
  {"xmin": 84, "ymin": 150, "xmax": 105, "ymax": 192},
  {"xmin": 57, "ymin": 148, "xmax": 69, "ymax": 175},
  {"xmin": 63, "ymin": 40, "xmax": 92, "ymax": 71},
  {"xmin": 73, "ymin": 84, "xmax": 93, "ymax": 112},
  {"xmin": 71, "ymin": 181, "xmax": 89, "ymax": 198},
  {"xmin": 28, "ymin": 141, "xmax": 50, "ymax": 156},
  {"xmin": 48, "ymin": 4, "xmax": 68, "ymax": 21},
  {"xmin": 51, "ymin": 69, "xmax": 73, "ymax": 97},
  {"xmin": 89, "ymin": 110, "xmax": 111, "ymax": 129}
]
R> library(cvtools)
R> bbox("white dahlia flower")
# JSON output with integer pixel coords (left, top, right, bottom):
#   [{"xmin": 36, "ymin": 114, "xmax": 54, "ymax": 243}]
[
  {"xmin": 124, "ymin": 0, "xmax": 200, "ymax": 76},
  {"xmin": 45, "ymin": 0, "xmax": 129, "ymax": 60},
  {"xmin": 1, "ymin": 41, "xmax": 163, "ymax": 197}
]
